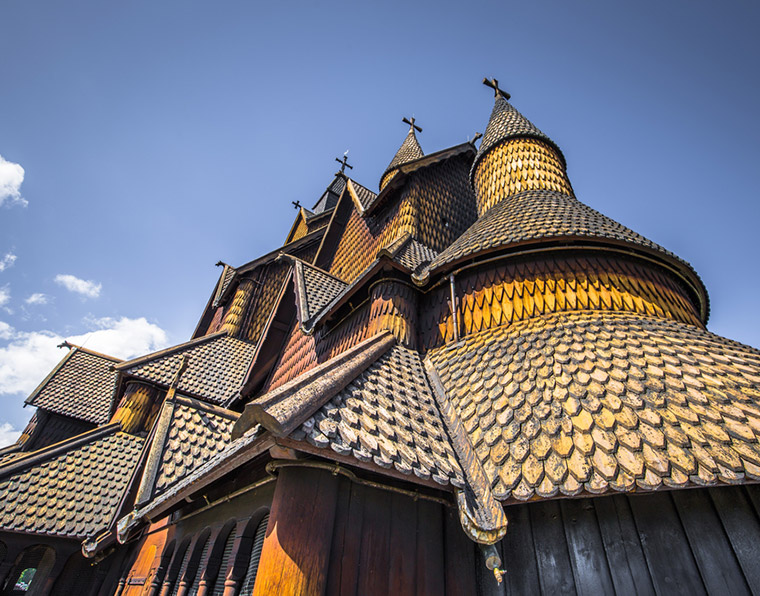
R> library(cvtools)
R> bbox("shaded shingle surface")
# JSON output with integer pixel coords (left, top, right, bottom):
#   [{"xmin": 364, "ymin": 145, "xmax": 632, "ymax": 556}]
[
  {"xmin": 347, "ymin": 179, "xmax": 377, "ymax": 211},
  {"xmin": 291, "ymin": 345, "xmax": 465, "ymax": 487},
  {"xmin": 394, "ymin": 237, "xmax": 438, "ymax": 272},
  {"xmin": 0, "ymin": 431, "xmax": 144, "ymax": 538},
  {"xmin": 427, "ymin": 189, "xmax": 682, "ymax": 273},
  {"xmin": 154, "ymin": 400, "xmax": 237, "ymax": 497},
  {"xmin": 119, "ymin": 335, "xmax": 257, "ymax": 404},
  {"xmin": 26, "ymin": 348, "xmax": 120, "ymax": 425},
  {"xmin": 428, "ymin": 311, "xmax": 760, "ymax": 502},
  {"xmin": 300, "ymin": 263, "xmax": 347, "ymax": 321}
]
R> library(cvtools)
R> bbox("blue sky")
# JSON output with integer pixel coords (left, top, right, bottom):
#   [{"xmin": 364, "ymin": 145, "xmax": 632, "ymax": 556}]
[{"xmin": 1, "ymin": 0, "xmax": 758, "ymax": 444}]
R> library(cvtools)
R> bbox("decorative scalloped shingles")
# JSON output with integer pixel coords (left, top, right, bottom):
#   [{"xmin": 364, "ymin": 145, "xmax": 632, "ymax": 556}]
[
  {"xmin": 123, "ymin": 335, "xmax": 256, "ymax": 404},
  {"xmin": 381, "ymin": 129, "xmax": 424, "ymax": 188},
  {"xmin": 26, "ymin": 350, "xmax": 120, "ymax": 425},
  {"xmin": 0, "ymin": 432, "xmax": 144, "ymax": 538},
  {"xmin": 154, "ymin": 402, "xmax": 237, "ymax": 496},
  {"xmin": 428, "ymin": 311, "xmax": 760, "ymax": 502},
  {"xmin": 291, "ymin": 345, "xmax": 465, "ymax": 487},
  {"xmin": 394, "ymin": 238, "xmax": 438, "ymax": 273},
  {"xmin": 427, "ymin": 189, "xmax": 683, "ymax": 273},
  {"xmin": 348, "ymin": 179, "xmax": 377, "ymax": 211}
]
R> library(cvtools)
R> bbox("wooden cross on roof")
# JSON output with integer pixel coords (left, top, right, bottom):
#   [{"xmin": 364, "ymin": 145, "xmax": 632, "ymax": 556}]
[
  {"xmin": 335, "ymin": 154, "xmax": 353, "ymax": 173},
  {"xmin": 403, "ymin": 117, "xmax": 423, "ymax": 133},
  {"xmin": 483, "ymin": 77, "xmax": 511, "ymax": 100},
  {"xmin": 292, "ymin": 200, "xmax": 302, "ymax": 210}
]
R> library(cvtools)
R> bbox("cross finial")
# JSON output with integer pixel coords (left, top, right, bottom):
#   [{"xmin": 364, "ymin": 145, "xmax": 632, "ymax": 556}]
[
  {"xmin": 403, "ymin": 117, "xmax": 422, "ymax": 133},
  {"xmin": 292, "ymin": 200, "xmax": 302, "ymax": 210},
  {"xmin": 335, "ymin": 153, "xmax": 353, "ymax": 173},
  {"xmin": 483, "ymin": 77, "xmax": 511, "ymax": 100}
]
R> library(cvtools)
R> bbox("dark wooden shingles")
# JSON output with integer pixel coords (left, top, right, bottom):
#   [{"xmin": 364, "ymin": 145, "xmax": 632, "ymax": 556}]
[
  {"xmin": 389, "ymin": 492, "xmax": 418, "ymax": 595},
  {"xmin": 672, "ymin": 489, "xmax": 750, "ymax": 595},
  {"xmin": 627, "ymin": 492, "xmax": 706, "ymax": 596},
  {"xmin": 594, "ymin": 495, "xmax": 655, "ymax": 596},
  {"xmin": 710, "ymin": 486, "xmax": 760, "ymax": 594},
  {"xmin": 499, "ymin": 504, "xmax": 540, "ymax": 596},
  {"xmin": 560, "ymin": 498, "xmax": 616, "ymax": 595},
  {"xmin": 529, "ymin": 500, "xmax": 577, "ymax": 595},
  {"xmin": 415, "ymin": 500, "xmax": 445, "ymax": 596}
]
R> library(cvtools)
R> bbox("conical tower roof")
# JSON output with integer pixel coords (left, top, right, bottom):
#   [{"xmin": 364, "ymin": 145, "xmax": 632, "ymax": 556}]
[
  {"xmin": 380, "ymin": 118, "xmax": 424, "ymax": 190},
  {"xmin": 471, "ymin": 92, "xmax": 565, "ymax": 184}
]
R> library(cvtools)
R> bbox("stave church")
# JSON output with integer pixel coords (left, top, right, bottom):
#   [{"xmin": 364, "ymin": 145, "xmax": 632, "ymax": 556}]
[{"xmin": 2, "ymin": 78, "xmax": 760, "ymax": 595}]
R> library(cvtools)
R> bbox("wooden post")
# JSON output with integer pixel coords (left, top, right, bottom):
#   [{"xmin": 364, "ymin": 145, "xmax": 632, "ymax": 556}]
[{"xmin": 252, "ymin": 466, "xmax": 339, "ymax": 595}]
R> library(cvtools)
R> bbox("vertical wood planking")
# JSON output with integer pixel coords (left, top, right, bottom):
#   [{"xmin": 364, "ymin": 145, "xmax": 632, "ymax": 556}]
[
  {"xmin": 627, "ymin": 492, "xmax": 706, "ymax": 596},
  {"xmin": 560, "ymin": 498, "xmax": 616, "ymax": 595},
  {"xmin": 388, "ymin": 492, "xmax": 419, "ymax": 595},
  {"xmin": 443, "ymin": 508, "xmax": 477, "ymax": 596},
  {"xmin": 741, "ymin": 485, "xmax": 760, "ymax": 521},
  {"xmin": 337, "ymin": 482, "xmax": 365, "ymax": 596},
  {"xmin": 594, "ymin": 495, "xmax": 655, "ymax": 596},
  {"xmin": 499, "ymin": 504, "xmax": 540, "ymax": 596},
  {"xmin": 325, "ymin": 477, "xmax": 352, "ymax": 595},
  {"xmin": 415, "ymin": 500, "xmax": 446, "ymax": 596},
  {"xmin": 252, "ymin": 468, "xmax": 338, "ymax": 596},
  {"xmin": 529, "ymin": 500, "xmax": 576, "ymax": 595},
  {"xmin": 710, "ymin": 486, "xmax": 760, "ymax": 593},
  {"xmin": 356, "ymin": 484, "xmax": 392, "ymax": 596},
  {"xmin": 672, "ymin": 489, "xmax": 750, "ymax": 595}
]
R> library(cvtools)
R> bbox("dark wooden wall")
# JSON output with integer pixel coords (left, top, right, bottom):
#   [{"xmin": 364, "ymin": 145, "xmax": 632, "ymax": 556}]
[{"xmin": 494, "ymin": 485, "xmax": 760, "ymax": 596}]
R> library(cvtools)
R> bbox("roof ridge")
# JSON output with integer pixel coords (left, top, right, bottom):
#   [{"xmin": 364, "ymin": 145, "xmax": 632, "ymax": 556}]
[
  {"xmin": 58, "ymin": 343, "xmax": 123, "ymax": 363},
  {"xmin": 114, "ymin": 332, "xmax": 229, "ymax": 371}
]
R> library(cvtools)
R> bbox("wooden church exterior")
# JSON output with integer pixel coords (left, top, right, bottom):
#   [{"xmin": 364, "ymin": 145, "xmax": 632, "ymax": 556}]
[{"xmin": 2, "ymin": 79, "xmax": 760, "ymax": 595}]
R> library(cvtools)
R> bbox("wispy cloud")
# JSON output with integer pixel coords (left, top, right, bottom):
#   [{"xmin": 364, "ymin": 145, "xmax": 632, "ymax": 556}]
[
  {"xmin": 0, "ymin": 316, "xmax": 169, "ymax": 397},
  {"xmin": 25, "ymin": 293, "xmax": 48, "ymax": 305},
  {"xmin": 0, "ymin": 253, "xmax": 16, "ymax": 272},
  {"xmin": 0, "ymin": 155, "xmax": 27, "ymax": 208},
  {"xmin": 0, "ymin": 286, "xmax": 9, "ymax": 307},
  {"xmin": 54, "ymin": 274, "xmax": 102, "ymax": 298}
]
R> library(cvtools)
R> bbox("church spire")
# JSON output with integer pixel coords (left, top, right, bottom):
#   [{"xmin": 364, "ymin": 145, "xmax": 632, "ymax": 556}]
[
  {"xmin": 471, "ymin": 78, "xmax": 572, "ymax": 216},
  {"xmin": 379, "ymin": 117, "xmax": 424, "ymax": 191}
]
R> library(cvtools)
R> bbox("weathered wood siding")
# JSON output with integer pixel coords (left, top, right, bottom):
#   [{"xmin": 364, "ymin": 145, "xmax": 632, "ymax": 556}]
[{"xmin": 493, "ymin": 485, "xmax": 760, "ymax": 596}]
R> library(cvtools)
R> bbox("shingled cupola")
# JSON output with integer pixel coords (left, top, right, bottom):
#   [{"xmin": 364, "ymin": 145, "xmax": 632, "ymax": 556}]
[
  {"xmin": 379, "ymin": 116, "xmax": 424, "ymax": 191},
  {"xmin": 471, "ymin": 78, "xmax": 572, "ymax": 216}
]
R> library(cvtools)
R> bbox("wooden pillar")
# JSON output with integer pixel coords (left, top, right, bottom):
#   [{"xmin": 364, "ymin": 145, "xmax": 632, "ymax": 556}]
[{"xmin": 252, "ymin": 467, "xmax": 339, "ymax": 595}]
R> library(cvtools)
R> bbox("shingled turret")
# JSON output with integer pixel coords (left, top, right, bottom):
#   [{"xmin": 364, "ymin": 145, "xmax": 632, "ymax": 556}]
[
  {"xmin": 379, "ymin": 117, "xmax": 424, "ymax": 191},
  {"xmin": 471, "ymin": 78, "xmax": 572, "ymax": 215}
]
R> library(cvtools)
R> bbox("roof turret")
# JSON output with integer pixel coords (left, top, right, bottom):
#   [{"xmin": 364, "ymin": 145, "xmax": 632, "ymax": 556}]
[
  {"xmin": 472, "ymin": 79, "xmax": 565, "ymax": 185},
  {"xmin": 380, "ymin": 117, "xmax": 424, "ymax": 191}
]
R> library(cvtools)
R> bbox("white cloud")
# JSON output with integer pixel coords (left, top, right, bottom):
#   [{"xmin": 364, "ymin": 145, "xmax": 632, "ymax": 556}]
[
  {"xmin": 0, "ymin": 155, "xmax": 27, "ymax": 208},
  {"xmin": 55, "ymin": 274, "xmax": 102, "ymax": 298},
  {"xmin": 25, "ymin": 293, "xmax": 48, "ymax": 305},
  {"xmin": 0, "ymin": 316, "xmax": 169, "ymax": 397},
  {"xmin": 0, "ymin": 422, "xmax": 21, "ymax": 448},
  {"xmin": 0, "ymin": 253, "xmax": 16, "ymax": 272},
  {"xmin": 0, "ymin": 286, "xmax": 9, "ymax": 307}
]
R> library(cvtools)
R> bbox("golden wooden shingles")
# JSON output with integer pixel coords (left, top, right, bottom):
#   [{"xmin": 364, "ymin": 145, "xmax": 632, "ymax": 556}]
[
  {"xmin": 474, "ymin": 138, "xmax": 572, "ymax": 215},
  {"xmin": 429, "ymin": 311, "xmax": 760, "ymax": 501},
  {"xmin": 418, "ymin": 254, "xmax": 701, "ymax": 351}
]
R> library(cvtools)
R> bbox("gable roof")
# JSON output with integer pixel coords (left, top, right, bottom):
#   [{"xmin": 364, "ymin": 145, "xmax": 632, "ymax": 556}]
[
  {"xmin": 115, "ymin": 333, "xmax": 257, "ymax": 404},
  {"xmin": 25, "ymin": 345, "xmax": 121, "ymax": 425},
  {"xmin": 292, "ymin": 259, "xmax": 348, "ymax": 325},
  {"xmin": 135, "ymin": 395, "xmax": 238, "ymax": 506},
  {"xmin": 0, "ymin": 425, "xmax": 145, "ymax": 539}
]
